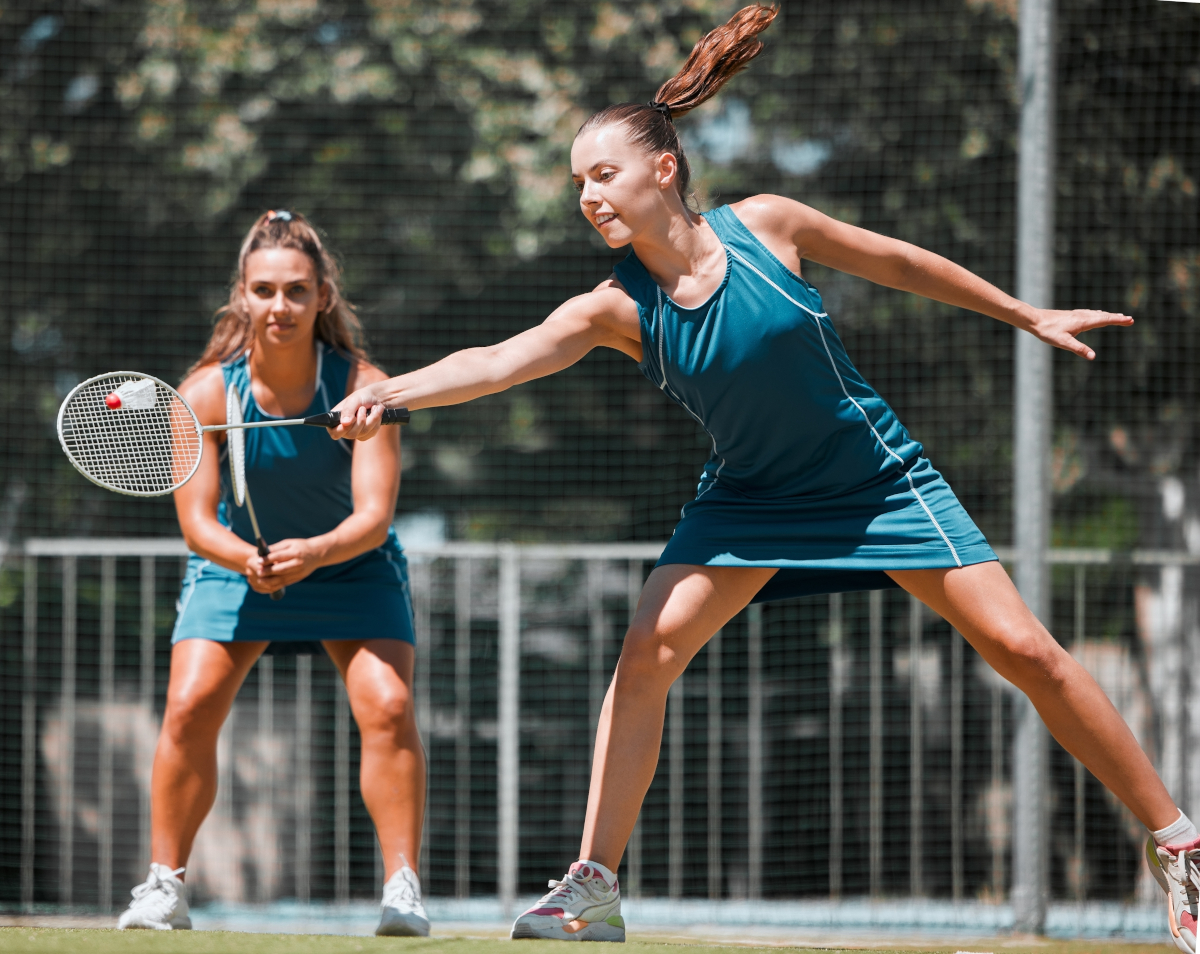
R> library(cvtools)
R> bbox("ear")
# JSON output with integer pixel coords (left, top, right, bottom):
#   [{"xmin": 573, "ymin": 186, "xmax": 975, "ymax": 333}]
[
  {"xmin": 655, "ymin": 151, "xmax": 679, "ymax": 191},
  {"xmin": 318, "ymin": 281, "xmax": 332, "ymax": 314}
]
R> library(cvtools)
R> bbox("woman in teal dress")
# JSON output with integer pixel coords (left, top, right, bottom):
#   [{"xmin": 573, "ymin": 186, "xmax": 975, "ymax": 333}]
[
  {"xmin": 333, "ymin": 6, "xmax": 1195, "ymax": 945},
  {"xmin": 117, "ymin": 211, "xmax": 429, "ymax": 937}
]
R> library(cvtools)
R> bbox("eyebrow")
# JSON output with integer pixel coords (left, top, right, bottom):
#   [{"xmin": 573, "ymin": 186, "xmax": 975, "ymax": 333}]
[{"xmin": 572, "ymin": 159, "xmax": 621, "ymax": 178}]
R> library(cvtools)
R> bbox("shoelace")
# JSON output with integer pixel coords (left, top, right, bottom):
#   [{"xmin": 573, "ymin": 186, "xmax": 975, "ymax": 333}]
[
  {"xmin": 383, "ymin": 870, "xmax": 422, "ymax": 907},
  {"xmin": 1164, "ymin": 849, "xmax": 1200, "ymax": 940},
  {"xmin": 540, "ymin": 870, "xmax": 606, "ymax": 907},
  {"xmin": 129, "ymin": 866, "xmax": 185, "ymax": 918}
]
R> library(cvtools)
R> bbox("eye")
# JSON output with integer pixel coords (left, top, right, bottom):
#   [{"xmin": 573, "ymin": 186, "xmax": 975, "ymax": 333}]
[
  {"xmin": 252, "ymin": 285, "xmax": 272, "ymax": 297},
  {"xmin": 600, "ymin": 170, "xmax": 615, "ymax": 181},
  {"xmin": 572, "ymin": 180, "xmax": 584, "ymax": 193}
]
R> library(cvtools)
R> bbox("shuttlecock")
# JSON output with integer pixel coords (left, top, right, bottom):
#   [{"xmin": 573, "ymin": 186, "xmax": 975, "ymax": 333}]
[{"xmin": 107, "ymin": 378, "xmax": 157, "ymax": 411}]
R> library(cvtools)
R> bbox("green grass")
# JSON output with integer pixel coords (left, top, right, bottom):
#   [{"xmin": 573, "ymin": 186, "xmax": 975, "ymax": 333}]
[{"xmin": 0, "ymin": 930, "xmax": 1178, "ymax": 954}]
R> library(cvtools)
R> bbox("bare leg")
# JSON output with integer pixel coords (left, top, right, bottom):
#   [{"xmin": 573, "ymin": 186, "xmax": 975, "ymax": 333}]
[
  {"xmin": 578, "ymin": 564, "xmax": 776, "ymax": 872},
  {"xmin": 889, "ymin": 561, "xmax": 1178, "ymax": 831},
  {"xmin": 324, "ymin": 639, "xmax": 425, "ymax": 881},
  {"xmin": 150, "ymin": 639, "xmax": 267, "ymax": 872}
]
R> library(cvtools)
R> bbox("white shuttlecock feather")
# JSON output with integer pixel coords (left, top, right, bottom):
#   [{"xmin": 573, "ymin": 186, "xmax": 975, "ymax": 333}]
[{"xmin": 113, "ymin": 378, "xmax": 157, "ymax": 410}]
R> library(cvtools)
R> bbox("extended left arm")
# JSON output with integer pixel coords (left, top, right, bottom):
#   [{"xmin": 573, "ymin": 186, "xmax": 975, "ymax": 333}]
[{"xmin": 785, "ymin": 200, "xmax": 1132, "ymax": 360}]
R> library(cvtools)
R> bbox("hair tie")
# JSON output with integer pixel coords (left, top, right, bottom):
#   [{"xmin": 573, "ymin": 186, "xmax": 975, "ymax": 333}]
[
  {"xmin": 647, "ymin": 100, "xmax": 673, "ymax": 123},
  {"xmin": 266, "ymin": 209, "xmax": 293, "ymax": 223}
]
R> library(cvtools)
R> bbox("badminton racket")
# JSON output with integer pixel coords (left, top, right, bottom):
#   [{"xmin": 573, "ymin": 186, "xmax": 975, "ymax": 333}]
[
  {"xmin": 226, "ymin": 383, "xmax": 285, "ymax": 601},
  {"xmin": 57, "ymin": 371, "xmax": 409, "ymax": 497}
]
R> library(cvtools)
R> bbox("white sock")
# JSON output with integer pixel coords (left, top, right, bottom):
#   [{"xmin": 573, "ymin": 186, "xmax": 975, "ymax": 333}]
[
  {"xmin": 576, "ymin": 859, "xmax": 617, "ymax": 887},
  {"xmin": 1153, "ymin": 810, "xmax": 1199, "ymax": 847}
]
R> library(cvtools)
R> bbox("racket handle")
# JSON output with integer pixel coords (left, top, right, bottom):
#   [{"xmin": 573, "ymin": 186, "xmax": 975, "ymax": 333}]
[
  {"xmin": 304, "ymin": 407, "xmax": 410, "ymax": 428},
  {"xmin": 256, "ymin": 537, "xmax": 285, "ymax": 601}
]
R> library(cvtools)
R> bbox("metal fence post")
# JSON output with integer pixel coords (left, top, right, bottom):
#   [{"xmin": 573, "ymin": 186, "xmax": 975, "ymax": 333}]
[
  {"xmin": 257, "ymin": 654, "xmax": 275, "ymax": 902},
  {"xmin": 708, "ymin": 629, "xmax": 723, "ymax": 900},
  {"xmin": 668, "ymin": 675, "xmax": 685, "ymax": 900},
  {"xmin": 21, "ymin": 554, "xmax": 37, "ymax": 911},
  {"xmin": 588, "ymin": 560, "xmax": 606, "ymax": 745},
  {"xmin": 828, "ymin": 594, "xmax": 843, "ymax": 900},
  {"xmin": 1013, "ymin": 0, "xmax": 1056, "ymax": 931},
  {"xmin": 99, "ymin": 555, "xmax": 116, "ymax": 913},
  {"xmin": 335, "ymin": 677, "xmax": 350, "ymax": 903},
  {"xmin": 909, "ymin": 595, "xmax": 923, "ymax": 897},
  {"xmin": 951, "ymin": 629, "xmax": 964, "ymax": 901},
  {"xmin": 139, "ymin": 555, "xmax": 156, "ymax": 874},
  {"xmin": 456, "ymin": 557, "xmax": 473, "ymax": 899},
  {"xmin": 410, "ymin": 557, "xmax": 432, "ymax": 887},
  {"xmin": 869, "ymin": 591, "xmax": 883, "ymax": 899},
  {"xmin": 625, "ymin": 560, "xmax": 643, "ymax": 898},
  {"xmin": 497, "ymin": 544, "xmax": 520, "ymax": 914},
  {"xmin": 59, "ymin": 555, "xmax": 77, "ymax": 907},
  {"xmin": 295, "ymin": 654, "xmax": 312, "ymax": 904},
  {"xmin": 747, "ymin": 603, "xmax": 763, "ymax": 900}
]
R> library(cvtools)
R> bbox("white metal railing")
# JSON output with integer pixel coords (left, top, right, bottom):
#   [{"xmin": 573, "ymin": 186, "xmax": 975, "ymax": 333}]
[{"xmin": 11, "ymin": 538, "xmax": 1199, "ymax": 913}]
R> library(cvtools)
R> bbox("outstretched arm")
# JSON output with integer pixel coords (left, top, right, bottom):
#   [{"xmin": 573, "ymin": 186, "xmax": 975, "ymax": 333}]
[
  {"xmin": 738, "ymin": 195, "xmax": 1132, "ymax": 360},
  {"xmin": 329, "ymin": 283, "xmax": 641, "ymax": 440}
]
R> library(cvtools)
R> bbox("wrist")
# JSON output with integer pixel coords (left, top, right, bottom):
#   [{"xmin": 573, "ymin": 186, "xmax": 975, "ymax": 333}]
[{"xmin": 1010, "ymin": 301, "xmax": 1041, "ymax": 333}]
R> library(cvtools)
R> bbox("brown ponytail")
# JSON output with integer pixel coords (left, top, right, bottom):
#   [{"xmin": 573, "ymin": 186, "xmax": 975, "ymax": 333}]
[
  {"xmin": 187, "ymin": 210, "xmax": 367, "ymax": 377},
  {"xmin": 575, "ymin": 4, "xmax": 778, "ymax": 200}
]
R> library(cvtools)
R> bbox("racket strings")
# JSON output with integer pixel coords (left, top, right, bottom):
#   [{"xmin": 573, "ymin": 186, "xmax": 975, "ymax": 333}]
[{"xmin": 59, "ymin": 375, "xmax": 202, "ymax": 495}]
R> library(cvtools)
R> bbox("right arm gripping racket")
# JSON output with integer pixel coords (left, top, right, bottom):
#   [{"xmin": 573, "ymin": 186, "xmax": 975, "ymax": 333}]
[
  {"xmin": 226, "ymin": 384, "xmax": 285, "ymax": 601},
  {"xmin": 57, "ymin": 371, "xmax": 409, "ymax": 496}
]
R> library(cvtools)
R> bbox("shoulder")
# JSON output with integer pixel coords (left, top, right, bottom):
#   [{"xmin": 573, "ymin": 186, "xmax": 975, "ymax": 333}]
[
  {"xmin": 178, "ymin": 363, "xmax": 226, "ymax": 426},
  {"xmin": 729, "ymin": 194, "xmax": 816, "ymax": 237}
]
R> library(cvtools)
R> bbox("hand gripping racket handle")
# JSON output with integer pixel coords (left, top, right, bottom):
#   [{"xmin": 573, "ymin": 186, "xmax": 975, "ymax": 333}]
[
  {"xmin": 303, "ymin": 407, "xmax": 411, "ymax": 427},
  {"xmin": 256, "ymin": 536, "xmax": 285, "ymax": 601}
]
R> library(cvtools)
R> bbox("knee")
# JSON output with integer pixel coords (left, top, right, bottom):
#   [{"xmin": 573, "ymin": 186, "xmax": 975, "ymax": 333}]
[
  {"xmin": 162, "ymin": 685, "xmax": 225, "ymax": 745},
  {"xmin": 988, "ymin": 628, "xmax": 1070, "ymax": 689},
  {"xmin": 614, "ymin": 624, "xmax": 683, "ymax": 693},
  {"xmin": 354, "ymin": 681, "xmax": 415, "ymax": 737}
]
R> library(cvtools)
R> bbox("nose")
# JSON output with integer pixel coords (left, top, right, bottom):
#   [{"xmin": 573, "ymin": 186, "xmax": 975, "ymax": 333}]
[
  {"xmin": 271, "ymin": 291, "xmax": 288, "ymax": 314},
  {"xmin": 579, "ymin": 179, "xmax": 601, "ymax": 209}
]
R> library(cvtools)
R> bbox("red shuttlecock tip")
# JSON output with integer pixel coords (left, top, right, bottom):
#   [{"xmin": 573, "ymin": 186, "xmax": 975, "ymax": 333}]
[{"xmin": 105, "ymin": 392, "xmax": 122, "ymax": 409}]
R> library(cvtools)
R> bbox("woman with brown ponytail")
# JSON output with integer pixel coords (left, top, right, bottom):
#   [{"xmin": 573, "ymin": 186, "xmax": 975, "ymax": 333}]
[
  {"xmin": 333, "ymin": 6, "xmax": 1194, "ymax": 943},
  {"xmin": 117, "ymin": 211, "xmax": 429, "ymax": 937}
]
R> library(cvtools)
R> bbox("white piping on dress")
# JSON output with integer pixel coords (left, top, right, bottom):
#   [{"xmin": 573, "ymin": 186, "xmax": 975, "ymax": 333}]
[
  {"xmin": 724, "ymin": 244, "xmax": 962, "ymax": 567},
  {"xmin": 654, "ymin": 287, "xmax": 726, "ymax": 507}
]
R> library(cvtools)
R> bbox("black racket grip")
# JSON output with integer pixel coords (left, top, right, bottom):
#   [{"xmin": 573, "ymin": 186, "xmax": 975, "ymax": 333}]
[
  {"xmin": 257, "ymin": 537, "xmax": 285, "ymax": 601},
  {"xmin": 304, "ymin": 407, "xmax": 410, "ymax": 427}
]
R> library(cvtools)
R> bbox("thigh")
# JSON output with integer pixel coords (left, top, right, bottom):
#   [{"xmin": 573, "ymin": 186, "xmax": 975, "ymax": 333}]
[
  {"xmin": 626, "ymin": 564, "xmax": 776, "ymax": 672},
  {"xmin": 324, "ymin": 639, "xmax": 416, "ymax": 709},
  {"xmin": 165, "ymin": 638, "xmax": 267, "ymax": 715},
  {"xmin": 886, "ymin": 561, "xmax": 1051, "ymax": 669}
]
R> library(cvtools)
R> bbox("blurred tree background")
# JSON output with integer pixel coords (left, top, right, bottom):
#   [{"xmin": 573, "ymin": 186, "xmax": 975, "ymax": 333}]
[{"xmin": 1, "ymin": 0, "xmax": 1198, "ymax": 555}]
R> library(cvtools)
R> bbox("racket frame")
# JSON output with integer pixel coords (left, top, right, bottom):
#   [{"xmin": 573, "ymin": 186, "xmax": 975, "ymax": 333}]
[{"xmin": 57, "ymin": 371, "xmax": 204, "ymax": 497}]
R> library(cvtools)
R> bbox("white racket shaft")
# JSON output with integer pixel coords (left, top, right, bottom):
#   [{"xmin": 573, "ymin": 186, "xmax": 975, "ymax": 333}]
[{"xmin": 227, "ymin": 384, "xmax": 284, "ymax": 601}]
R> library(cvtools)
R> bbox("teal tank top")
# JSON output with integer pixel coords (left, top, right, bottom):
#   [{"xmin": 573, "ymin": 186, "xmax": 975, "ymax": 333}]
[
  {"xmin": 613, "ymin": 204, "xmax": 924, "ymax": 502},
  {"xmin": 218, "ymin": 343, "xmax": 403, "ymax": 568}
]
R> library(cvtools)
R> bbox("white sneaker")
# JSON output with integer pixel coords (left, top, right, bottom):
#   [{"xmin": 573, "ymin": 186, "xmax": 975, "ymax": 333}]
[
  {"xmin": 1148, "ymin": 835, "xmax": 1200, "ymax": 953},
  {"xmin": 376, "ymin": 865, "xmax": 430, "ymax": 937},
  {"xmin": 117, "ymin": 863, "xmax": 191, "ymax": 930},
  {"xmin": 510, "ymin": 861, "xmax": 625, "ymax": 941}
]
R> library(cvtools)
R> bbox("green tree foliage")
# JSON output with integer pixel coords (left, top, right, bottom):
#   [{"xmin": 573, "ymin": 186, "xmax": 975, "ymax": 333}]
[{"xmin": 1, "ymin": 0, "xmax": 1197, "ymax": 548}]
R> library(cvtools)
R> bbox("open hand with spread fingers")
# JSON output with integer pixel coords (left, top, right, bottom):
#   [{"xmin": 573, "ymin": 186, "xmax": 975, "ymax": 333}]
[{"xmin": 1023, "ymin": 307, "xmax": 1134, "ymax": 360}]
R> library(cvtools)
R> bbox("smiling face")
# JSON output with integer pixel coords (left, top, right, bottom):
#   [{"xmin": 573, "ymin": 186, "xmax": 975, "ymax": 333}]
[
  {"xmin": 240, "ymin": 247, "xmax": 329, "ymax": 348},
  {"xmin": 571, "ymin": 123, "xmax": 682, "ymax": 248}
]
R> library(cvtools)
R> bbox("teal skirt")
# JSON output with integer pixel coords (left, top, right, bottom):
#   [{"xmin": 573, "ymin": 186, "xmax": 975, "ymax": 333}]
[
  {"xmin": 172, "ymin": 544, "xmax": 416, "ymax": 646},
  {"xmin": 658, "ymin": 457, "xmax": 997, "ymax": 603}
]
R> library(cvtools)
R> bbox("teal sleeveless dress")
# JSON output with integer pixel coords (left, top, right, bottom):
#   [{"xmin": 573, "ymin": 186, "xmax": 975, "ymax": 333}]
[
  {"xmin": 613, "ymin": 204, "xmax": 997, "ymax": 603},
  {"xmin": 172, "ymin": 342, "xmax": 415, "ymax": 645}
]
